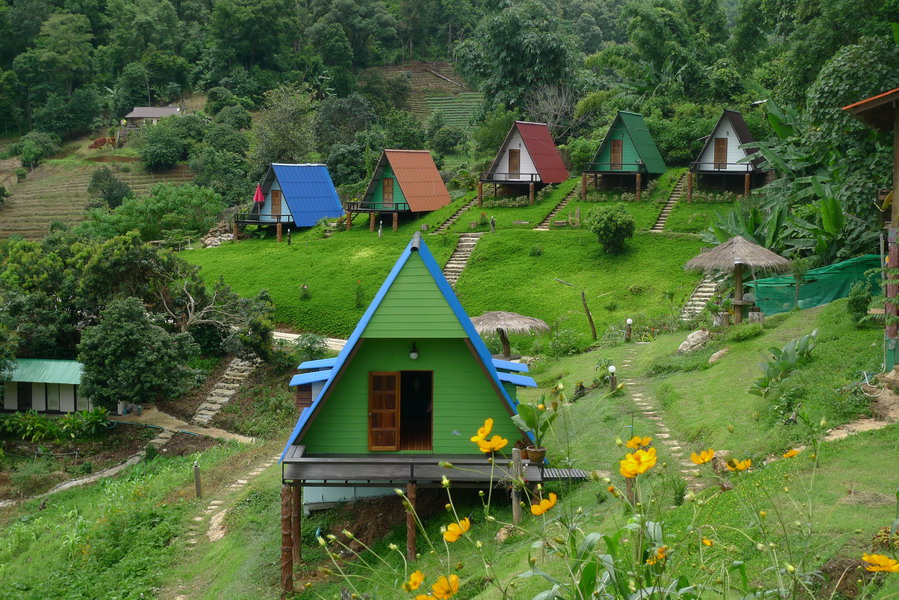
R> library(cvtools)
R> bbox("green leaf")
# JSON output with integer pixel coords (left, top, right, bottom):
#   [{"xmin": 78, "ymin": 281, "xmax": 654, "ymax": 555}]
[{"xmin": 578, "ymin": 558, "xmax": 599, "ymax": 598}]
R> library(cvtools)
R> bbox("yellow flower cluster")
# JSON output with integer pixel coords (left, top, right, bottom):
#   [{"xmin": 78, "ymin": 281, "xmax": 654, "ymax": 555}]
[
  {"xmin": 626, "ymin": 435, "xmax": 652, "ymax": 449},
  {"xmin": 530, "ymin": 493, "xmax": 557, "ymax": 516},
  {"xmin": 782, "ymin": 448, "xmax": 800, "ymax": 458},
  {"xmin": 470, "ymin": 418, "xmax": 508, "ymax": 453},
  {"xmin": 690, "ymin": 448, "xmax": 715, "ymax": 465},
  {"xmin": 620, "ymin": 447, "xmax": 657, "ymax": 478},
  {"xmin": 407, "ymin": 573, "xmax": 460, "ymax": 599},
  {"xmin": 862, "ymin": 553, "xmax": 899, "ymax": 573},
  {"xmin": 443, "ymin": 518, "xmax": 470, "ymax": 543},
  {"xmin": 726, "ymin": 458, "xmax": 752, "ymax": 472},
  {"xmin": 646, "ymin": 545, "xmax": 668, "ymax": 565}
]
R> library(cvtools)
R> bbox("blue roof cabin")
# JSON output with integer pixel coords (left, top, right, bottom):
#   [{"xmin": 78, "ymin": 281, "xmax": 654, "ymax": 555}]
[{"xmin": 233, "ymin": 164, "xmax": 344, "ymax": 239}]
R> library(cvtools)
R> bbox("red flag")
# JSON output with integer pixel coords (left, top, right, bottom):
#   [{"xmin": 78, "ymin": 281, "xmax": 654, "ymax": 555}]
[{"xmin": 253, "ymin": 184, "xmax": 264, "ymax": 203}]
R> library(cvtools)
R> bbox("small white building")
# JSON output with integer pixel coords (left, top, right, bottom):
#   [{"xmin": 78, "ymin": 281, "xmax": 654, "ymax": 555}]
[
  {"xmin": 690, "ymin": 109, "xmax": 763, "ymax": 198},
  {"xmin": 1, "ymin": 359, "xmax": 91, "ymax": 413}
]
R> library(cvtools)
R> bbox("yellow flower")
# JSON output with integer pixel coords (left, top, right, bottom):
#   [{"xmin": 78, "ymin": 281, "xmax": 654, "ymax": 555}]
[
  {"xmin": 431, "ymin": 574, "xmax": 460, "ymax": 599},
  {"xmin": 702, "ymin": 538, "xmax": 713, "ymax": 547},
  {"xmin": 690, "ymin": 448, "xmax": 715, "ymax": 465},
  {"xmin": 726, "ymin": 458, "xmax": 752, "ymax": 472},
  {"xmin": 477, "ymin": 435, "xmax": 508, "ymax": 453},
  {"xmin": 646, "ymin": 545, "xmax": 669, "ymax": 565},
  {"xmin": 620, "ymin": 447, "xmax": 657, "ymax": 478},
  {"xmin": 530, "ymin": 492, "xmax": 558, "ymax": 516},
  {"xmin": 537, "ymin": 403, "xmax": 546, "ymax": 410},
  {"xmin": 783, "ymin": 448, "xmax": 800, "ymax": 458},
  {"xmin": 403, "ymin": 570, "xmax": 425, "ymax": 592},
  {"xmin": 443, "ymin": 518, "xmax": 470, "ymax": 542},
  {"xmin": 470, "ymin": 418, "xmax": 493, "ymax": 442},
  {"xmin": 862, "ymin": 553, "xmax": 899, "ymax": 573},
  {"xmin": 626, "ymin": 436, "xmax": 652, "ymax": 449}
]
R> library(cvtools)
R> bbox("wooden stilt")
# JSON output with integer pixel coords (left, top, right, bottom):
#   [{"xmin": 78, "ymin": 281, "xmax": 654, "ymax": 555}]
[
  {"xmin": 687, "ymin": 171, "xmax": 693, "ymax": 203},
  {"xmin": 345, "ymin": 212, "xmax": 352, "ymax": 231},
  {"xmin": 887, "ymin": 109, "xmax": 899, "ymax": 343},
  {"xmin": 581, "ymin": 172, "xmax": 587, "ymax": 200},
  {"xmin": 511, "ymin": 448, "xmax": 523, "ymax": 524},
  {"xmin": 392, "ymin": 212, "xmax": 399, "ymax": 232},
  {"xmin": 744, "ymin": 172, "xmax": 751, "ymax": 198},
  {"xmin": 231, "ymin": 221, "xmax": 239, "ymax": 243},
  {"xmin": 291, "ymin": 485, "xmax": 302, "ymax": 564},
  {"xmin": 493, "ymin": 183, "xmax": 497, "ymax": 198},
  {"xmin": 594, "ymin": 173, "xmax": 598, "ymax": 190},
  {"xmin": 529, "ymin": 182, "xmax": 535, "ymax": 205},
  {"xmin": 477, "ymin": 181, "xmax": 483, "ymax": 207},
  {"xmin": 369, "ymin": 212, "xmax": 376, "ymax": 232},
  {"xmin": 406, "ymin": 481, "xmax": 417, "ymax": 561},
  {"xmin": 276, "ymin": 222, "xmax": 283, "ymax": 243},
  {"xmin": 280, "ymin": 484, "xmax": 294, "ymax": 597},
  {"xmin": 635, "ymin": 173, "xmax": 642, "ymax": 202},
  {"xmin": 734, "ymin": 264, "xmax": 743, "ymax": 325}
]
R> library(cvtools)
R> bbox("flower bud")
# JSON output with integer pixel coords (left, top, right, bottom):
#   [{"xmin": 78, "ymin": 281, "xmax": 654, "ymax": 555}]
[
  {"xmin": 485, "ymin": 515, "xmax": 495, "ymax": 522},
  {"xmin": 756, "ymin": 543, "xmax": 766, "ymax": 551},
  {"xmin": 820, "ymin": 418, "xmax": 828, "ymax": 428},
  {"xmin": 442, "ymin": 475, "xmax": 450, "ymax": 488},
  {"xmin": 786, "ymin": 563, "xmax": 796, "ymax": 574},
  {"xmin": 394, "ymin": 488, "xmax": 403, "ymax": 495},
  {"xmin": 615, "ymin": 437, "xmax": 623, "ymax": 446},
  {"xmin": 476, "ymin": 541, "xmax": 482, "ymax": 549},
  {"xmin": 439, "ymin": 461, "xmax": 454, "ymax": 469},
  {"xmin": 727, "ymin": 424, "xmax": 734, "ymax": 433},
  {"xmin": 529, "ymin": 557, "xmax": 537, "ymax": 565},
  {"xmin": 759, "ymin": 511, "xmax": 767, "ymax": 518},
  {"xmin": 445, "ymin": 503, "xmax": 452, "ymax": 511},
  {"xmin": 602, "ymin": 477, "xmax": 611, "ymax": 484},
  {"xmin": 388, "ymin": 543, "xmax": 398, "ymax": 551},
  {"xmin": 479, "ymin": 490, "xmax": 485, "ymax": 497}
]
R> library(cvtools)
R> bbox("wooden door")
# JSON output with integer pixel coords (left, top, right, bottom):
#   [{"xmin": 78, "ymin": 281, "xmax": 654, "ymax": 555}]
[
  {"xmin": 17, "ymin": 382, "xmax": 31, "ymax": 412},
  {"xmin": 508, "ymin": 149, "xmax": 520, "ymax": 179},
  {"xmin": 611, "ymin": 139, "xmax": 623, "ymax": 170},
  {"xmin": 714, "ymin": 138, "xmax": 727, "ymax": 170},
  {"xmin": 382, "ymin": 178, "xmax": 394, "ymax": 208},
  {"xmin": 369, "ymin": 372, "xmax": 400, "ymax": 451},
  {"xmin": 271, "ymin": 189, "xmax": 282, "ymax": 219}
]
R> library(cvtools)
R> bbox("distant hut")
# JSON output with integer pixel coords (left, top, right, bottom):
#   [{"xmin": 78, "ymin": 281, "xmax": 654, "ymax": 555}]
[
  {"xmin": 232, "ymin": 164, "xmax": 344, "ymax": 242},
  {"xmin": 123, "ymin": 106, "xmax": 181, "ymax": 127},
  {"xmin": 688, "ymin": 109, "xmax": 762, "ymax": 201},
  {"xmin": 2, "ymin": 359, "xmax": 92, "ymax": 413},
  {"xmin": 346, "ymin": 150, "xmax": 451, "ymax": 232},
  {"xmin": 582, "ymin": 111, "xmax": 666, "ymax": 201},
  {"xmin": 478, "ymin": 121, "xmax": 569, "ymax": 205}
]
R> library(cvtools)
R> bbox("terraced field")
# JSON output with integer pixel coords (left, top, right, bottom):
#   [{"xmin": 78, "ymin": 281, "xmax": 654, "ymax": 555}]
[
  {"xmin": 425, "ymin": 92, "xmax": 484, "ymax": 129},
  {"xmin": 0, "ymin": 161, "xmax": 194, "ymax": 239},
  {"xmin": 375, "ymin": 61, "xmax": 482, "ymax": 126}
]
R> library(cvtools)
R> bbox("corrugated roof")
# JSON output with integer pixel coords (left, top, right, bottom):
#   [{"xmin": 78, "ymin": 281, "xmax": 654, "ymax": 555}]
[
  {"xmin": 515, "ymin": 122, "xmax": 569, "ymax": 183},
  {"xmin": 589, "ymin": 112, "xmax": 667, "ymax": 174},
  {"xmin": 280, "ymin": 233, "xmax": 528, "ymax": 462},
  {"xmin": 124, "ymin": 107, "xmax": 181, "ymax": 119},
  {"xmin": 7, "ymin": 359, "xmax": 83, "ymax": 385},
  {"xmin": 692, "ymin": 110, "xmax": 761, "ymax": 172},
  {"xmin": 383, "ymin": 150, "xmax": 450, "ymax": 212},
  {"xmin": 267, "ymin": 164, "xmax": 344, "ymax": 227}
]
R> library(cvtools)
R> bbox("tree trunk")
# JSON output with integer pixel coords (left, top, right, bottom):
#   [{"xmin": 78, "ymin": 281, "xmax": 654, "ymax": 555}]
[{"xmin": 498, "ymin": 327, "xmax": 511, "ymax": 357}]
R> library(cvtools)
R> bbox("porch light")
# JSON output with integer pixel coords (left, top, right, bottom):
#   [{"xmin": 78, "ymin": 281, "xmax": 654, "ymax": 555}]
[
  {"xmin": 608, "ymin": 365, "xmax": 617, "ymax": 392},
  {"xmin": 626, "ymin": 318, "xmax": 633, "ymax": 325},
  {"xmin": 625, "ymin": 318, "xmax": 633, "ymax": 342},
  {"xmin": 409, "ymin": 342, "xmax": 419, "ymax": 360}
]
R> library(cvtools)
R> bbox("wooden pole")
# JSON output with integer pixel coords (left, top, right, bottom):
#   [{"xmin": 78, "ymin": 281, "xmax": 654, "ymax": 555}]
[
  {"xmin": 477, "ymin": 181, "xmax": 483, "ymax": 207},
  {"xmin": 744, "ymin": 172, "xmax": 751, "ymax": 198},
  {"xmin": 529, "ymin": 182, "xmax": 535, "ymax": 205},
  {"xmin": 581, "ymin": 291, "xmax": 597, "ymax": 341},
  {"xmin": 511, "ymin": 448, "xmax": 523, "ymax": 524},
  {"xmin": 594, "ymin": 174, "xmax": 599, "ymax": 190},
  {"xmin": 887, "ymin": 111, "xmax": 899, "ymax": 342},
  {"xmin": 392, "ymin": 212, "xmax": 399, "ymax": 232},
  {"xmin": 498, "ymin": 328, "xmax": 511, "ymax": 357},
  {"xmin": 493, "ymin": 183, "xmax": 497, "ymax": 198},
  {"xmin": 635, "ymin": 173, "xmax": 642, "ymax": 202},
  {"xmin": 687, "ymin": 171, "xmax": 693, "ymax": 203},
  {"xmin": 733, "ymin": 264, "xmax": 743, "ymax": 325},
  {"xmin": 291, "ymin": 485, "xmax": 302, "ymax": 564},
  {"xmin": 581, "ymin": 172, "xmax": 587, "ymax": 200},
  {"xmin": 232, "ymin": 221, "xmax": 239, "ymax": 243},
  {"xmin": 406, "ymin": 481, "xmax": 417, "ymax": 561},
  {"xmin": 193, "ymin": 461, "xmax": 202, "ymax": 498},
  {"xmin": 369, "ymin": 212, "xmax": 376, "ymax": 232},
  {"xmin": 345, "ymin": 211, "xmax": 352, "ymax": 231},
  {"xmin": 280, "ymin": 484, "xmax": 294, "ymax": 597},
  {"xmin": 276, "ymin": 222, "xmax": 283, "ymax": 243}
]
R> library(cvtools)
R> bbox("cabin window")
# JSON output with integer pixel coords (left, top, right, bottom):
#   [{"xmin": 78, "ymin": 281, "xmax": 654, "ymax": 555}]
[
  {"xmin": 714, "ymin": 138, "xmax": 727, "ymax": 170},
  {"xmin": 295, "ymin": 384, "xmax": 313, "ymax": 410},
  {"xmin": 368, "ymin": 370, "xmax": 433, "ymax": 451},
  {"xmin": 610, "ymin": 139, "xmax": 623, "ymax": 170}
]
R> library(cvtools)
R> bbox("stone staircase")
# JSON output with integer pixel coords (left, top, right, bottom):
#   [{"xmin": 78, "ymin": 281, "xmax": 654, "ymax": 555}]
[
  {"xmin": 443, "ymin": 233, "xmax": 483, "ymax": 286},
  {"xmin": 432, "ymin": 198, "xmax": 478, "ymax": 234},
  {"xmin": 192, "ymin": 357, "xmax": 259, "ymax": 426},
  {"xmin": 650, "ymin": 173, "xmax": 688, "ymax": 233},
  {"xmin": 534, "ymin": 186, "xmax": 580, "ymax": 231},
  {"xmin": 680, "ymin": 273, "xmax": 719, "ymax": 320}
]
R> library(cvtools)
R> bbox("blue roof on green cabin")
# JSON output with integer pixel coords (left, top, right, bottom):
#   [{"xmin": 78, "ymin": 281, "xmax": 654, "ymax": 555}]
[{"xmin": 6, "ymin": 359, "xmax": 83, "ymax": 385}]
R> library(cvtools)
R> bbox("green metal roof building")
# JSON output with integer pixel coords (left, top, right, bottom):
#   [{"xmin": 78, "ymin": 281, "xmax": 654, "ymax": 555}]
[
  {"xmin": 584, "ymin": 111, "xmax": 667, "ymax": 175},
  {"xmin": 1, "ymin": 358, "xmax": 91, "ymax": 413}
]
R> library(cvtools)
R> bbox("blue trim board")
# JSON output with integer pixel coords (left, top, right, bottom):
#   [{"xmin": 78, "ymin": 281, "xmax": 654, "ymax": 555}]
[
  {"xmin": 497, "ymin": 372, "xmax": 537, "ymax": 387},
  {"xmin": 297, "ymin": 358, "xmax": 337, "ymax": 370},
  {"xmin": 289, "ymin": 370, "xmax": 333, "ymax": 386},
  {"xmin": 491, "ymin": 358, "xmax": 529, "ymax": 373}
]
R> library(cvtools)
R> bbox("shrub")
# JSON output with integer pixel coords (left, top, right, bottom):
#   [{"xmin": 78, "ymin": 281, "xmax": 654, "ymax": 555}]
[
  {"xmin": 529, "ymin": 245, "xmax": 544, "ymax": 257},
  {"xmin": 846, "ymin": 280, "xmax": 872, "ymax": 327},
  {"xmin": 15, "ymin": 167, "xmax": 27, "ymax": 181},
  {"xmin": 138, "ymin": 123, "xmax": 187, "ymax": 170},
  {"xmin": 13, "ymin": 131, "xmax": 61, "ymax": 169},
  {"xmin": 214, "ymin": 104, "xmax": 252, "ymax": 130},
  {"xmin": 87, "ymin": 167, "xmax": 133, "ymax": 208},
  {"xmin": 585, "ymin": 205, "xmax": 636, "ymax": 254},
  {"xmin": 205, "ymin": 86, "xmax": 239, "ymax": 116},
  {"xmin": 431, "ymin": 127, "xmax": 465, "ymax": 155},
  {"xmin": 295, "ymin": 333, "xmax": 327, "ymax": 362},
  {"xmin": 725, "ymin": 322, "xmax": 765, "ymax": 342},
  {"xmin": 0, "ymin": 184, "xmax": 6, "ymax": 206}
]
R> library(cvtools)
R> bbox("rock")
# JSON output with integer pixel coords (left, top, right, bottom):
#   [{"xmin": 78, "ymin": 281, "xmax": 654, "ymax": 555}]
[
  {"xmin": 708, "ymin": 347, "xmax": 729, "ymax": 364},
  {"xmin": 677, "ymin": 329, "xmax": 711, "ymax": 354}
]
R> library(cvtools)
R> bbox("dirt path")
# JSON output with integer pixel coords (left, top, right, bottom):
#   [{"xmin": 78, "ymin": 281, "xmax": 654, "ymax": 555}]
[{"xmin": 109, "ymin": 406, "xmax": 256, "ymax": 444}]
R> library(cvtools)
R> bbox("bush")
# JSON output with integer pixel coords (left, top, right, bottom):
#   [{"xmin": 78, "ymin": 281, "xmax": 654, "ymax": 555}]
[
  {"xmin": 725, "ymin": 322, "xmax": 765, "ymax": 342},
  {"xmin": 87, "ymin": 167, "xmax": 133, "ymax": 209},
  {"xmin": 205, "ymin": 86, "xmax": 239, "ymax": 116},
  {"xmin": 214, "ymin": 104, "xmax": 252, "ymax": 130},
  {"xmin": 431, "ymin": 127, "xmax": 465, "ymax": 155},
  {"xmin": 846, "ymin": 280, "xmax": 872, "ymax": 327},
  {"xmin": 585, "ymin": 205, "xmax": 635, "ymax": 254},
  {"xmin": 295, "ymin": 333, "xmax": 327, "ymax": 362},
  {"xmin": 138, "ymin": 123, "xmax": 187, "ymax": 170},
  {"xmin": 13, "ymin": 131, "xmax": 61, "ymax": 169},
  {"xmin": 0, "ymin": 184, "xmax": 7, "ymax": 206}
]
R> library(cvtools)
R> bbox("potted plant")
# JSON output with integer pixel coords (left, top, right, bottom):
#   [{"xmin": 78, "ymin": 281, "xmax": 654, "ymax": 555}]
[{"xmin": 512, "ymin": 396, "xmax": 557, "ymax": 463}]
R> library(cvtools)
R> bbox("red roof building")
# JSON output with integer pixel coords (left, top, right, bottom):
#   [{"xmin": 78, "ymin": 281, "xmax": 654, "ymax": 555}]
[{"xmin": 481, "ymin": 121, "xmax": 569, "ymax": 185}]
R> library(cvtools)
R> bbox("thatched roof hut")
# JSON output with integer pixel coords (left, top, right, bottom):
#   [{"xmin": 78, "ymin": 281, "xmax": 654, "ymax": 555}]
[{"xmin": 471, "ymin": 311, "xmax": 550, "ymax": 358}]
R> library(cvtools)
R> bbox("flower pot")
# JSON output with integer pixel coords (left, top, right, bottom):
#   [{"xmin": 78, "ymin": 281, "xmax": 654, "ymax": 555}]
[
  {"xmin": 519, "ymin": 447, "xmax": 530, "ymax": 461},
  {"xmin": 526, "ymin": 446, "xmax": 546, "ymax": 463},
  {"xmin": 117, "ymin": 401, "xmax": 126, "ymax": 415}
]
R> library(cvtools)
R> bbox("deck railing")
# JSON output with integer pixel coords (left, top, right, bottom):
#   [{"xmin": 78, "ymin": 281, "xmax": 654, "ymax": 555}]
[
  {"xmin": 344, "ymin": 200, "xmax": 410, "ymax": 213},
  {"xmin": 690, "ymin": 160, "xmax": 754, "ymax": 172},
  {"xmin": 232, "ymin": 211, "xmax": 293, "ymax": 224},
  {"xmin": 479, "ymin": 172, "xmax": 540, "ymax": 183},
  {"xmin": 583, "ymin": 162, "xmax": 646, "ymax": 173}
]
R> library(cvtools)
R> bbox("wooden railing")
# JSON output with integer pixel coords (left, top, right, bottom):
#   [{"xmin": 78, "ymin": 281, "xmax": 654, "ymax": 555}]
[
  {"xmin": 480, "ymin": 172, "xmax": 540, "ymax": 182},
  {"xmin": 232, "ymin": 211, "xmax": 293, "ymax": 224},
  {"xmin": 344, "ymin": 200, "xmax": 410, "ymax": 213},
  {"xmin": 691, "ymin": 160, "xmax": 754, "ymax": 172},
  {"xmin": 583, "ymin": 162, "xmax": 646, "ymax": 172}
]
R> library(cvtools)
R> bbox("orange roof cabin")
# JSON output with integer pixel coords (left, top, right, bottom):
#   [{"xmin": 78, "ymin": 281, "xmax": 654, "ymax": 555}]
[
  {"xmin": 479, "ymin": 121, "xmax": 569, "ymax": 205},
  {"xmin": 688, "ymin": 109, "xmax": 763, "ymax": 200},
  {"xmin": 344, "ymin": 149, "xmax": 451, "ymax": 232}
]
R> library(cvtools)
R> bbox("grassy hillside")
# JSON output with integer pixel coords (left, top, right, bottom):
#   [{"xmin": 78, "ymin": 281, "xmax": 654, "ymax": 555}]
[{"xmin": 375, "ymin": 61, "xmax": 482, "ymax": 125}]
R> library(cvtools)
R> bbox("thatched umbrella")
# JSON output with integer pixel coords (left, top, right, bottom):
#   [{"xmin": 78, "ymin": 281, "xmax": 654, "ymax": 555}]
[
  {"xmin": 685, "ymin": 236, "xmax": 791, "ymax": 324},
  {"xmin": 471, "ymin": 311, "xmax": 550, "ymax": 358}
]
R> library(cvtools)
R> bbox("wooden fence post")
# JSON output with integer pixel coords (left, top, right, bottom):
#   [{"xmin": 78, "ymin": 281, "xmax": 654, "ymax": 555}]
[
  {"xmin": 193, "ymin": 461, "xmax": 202, "ymax": 498},
  {"xmin": 406, "ymin": 481, "xmax": 417, "ymax": 561},
  {"xmin": 529, "ymin": 183, "xmax": 535, "ymax": 205},
  {"xmin": 345, "ymin": 212, "xmax": 352, "ymax": 230},
  {"xmin": 280, "ymin": 484, "xmax": 294, "ymax": 598},
  {"xmin": 369, "ymin": 212, "xmax": 376, "ymax": 232},
  {"xmin": 276, "ymin": 222, "xmax": 283, "ymax": 243},
  {"xmin": 744, "ymin": 172, "xmax": 751, "ymax": 198},
  {"xmin": 231, "ymin": 221, "xmax": 239, "ymax": 243},
  {"xmin": 511, "ymin": 448, "xmax": 523, "ymax": 524},
  {"xmin": 581, "ymin": 172, "xmax": 587, "ymax": 200},
  {"xmin": 392, "ymin": 212, "xmax": 399, "ymax": 232},
  {"xmin": 291, "ymin": 484, "xmax": 302, "ymax": 564},
  {"xmin": 635, "ymin": 173, "xmax": 642, "ymax": 202}
]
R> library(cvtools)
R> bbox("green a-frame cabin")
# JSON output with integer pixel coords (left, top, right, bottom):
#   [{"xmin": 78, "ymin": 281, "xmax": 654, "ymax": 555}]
[{"xmin": 581, "ymin": 111, "xmax": 667, "ymax": 200}]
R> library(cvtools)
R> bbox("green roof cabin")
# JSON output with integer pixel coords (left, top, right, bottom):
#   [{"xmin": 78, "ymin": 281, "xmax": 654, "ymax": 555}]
[
  {"xmin": 344, "ymin": 150, "xmax": 451, "ymax": 232},
  {"xmin": 1, "ymin": 359, "xmax": 92, "ymax": 413},
  {"xmin": 581, "ymin": 111, "xmax": 667, "ymax": 200},
  {"xmin": 278, "ymin": 232, "xmax": 577, "ymax": 569},
  {"xmin": 687, "ymin": 109, "xmax": 763, "ymax": 201}
]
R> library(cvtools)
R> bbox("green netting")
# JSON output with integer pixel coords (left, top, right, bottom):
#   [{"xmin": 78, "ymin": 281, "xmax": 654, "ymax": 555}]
[{"xmin": 747, "ymin": 255, "xmax": 882, "ymax": 316}]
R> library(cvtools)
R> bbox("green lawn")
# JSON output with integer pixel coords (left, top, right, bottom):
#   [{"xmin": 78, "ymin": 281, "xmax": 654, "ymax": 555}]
[
  {"xmin": 665, "ymin": 201, "xmax": 733, "ymax": 233},
  {"xmin": 563, "ymin": 199, "xmax": 665, "ymax": 230},
  {"xmin": 447, "ymin": 178, "xmax": 579, "ymax": 232}
]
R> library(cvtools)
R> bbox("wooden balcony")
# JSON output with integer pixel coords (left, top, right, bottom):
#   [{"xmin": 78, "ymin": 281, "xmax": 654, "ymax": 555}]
[
  {"xmin": 479, "ymin": 172, "xmax": 540, "ymax": 183},
  {"xmin": 691, "ymin": 160, "xmax": 754, "ymax": 173},
  {"xmin": 344, "ymin": 200, "xmax": 411, "ymax": 213},
  {"xmin": 232, "ymin": 210, "xmax": 293, "ymax": 225}
]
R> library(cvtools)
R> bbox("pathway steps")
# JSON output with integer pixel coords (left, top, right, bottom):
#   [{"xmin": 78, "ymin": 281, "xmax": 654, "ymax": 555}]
[
  {"xmin": 680, "ymin": 273, "xmax": 720, "ymax": 320},
  {"xmin": 534, "ymin": 186, "xmax": 580, "ymax": 231},
  {"xmin": 432, "ymin": 198, "xmax": 479, "ymax": 234},
  {"xmin": 443, "ymin": 232, "xmax": 484, "ymax": 286},
  {"xmin": 191, "ymin": 357, "xmax": 259, "ymax": 427},
  {"xmin": 649, "ymin": 172, "xmax": 687, "ymax": 233}
]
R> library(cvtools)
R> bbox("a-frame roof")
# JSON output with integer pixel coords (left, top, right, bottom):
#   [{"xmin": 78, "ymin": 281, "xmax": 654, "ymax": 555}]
[
  {"xmin": 279, "ymin": 233, "xmax": 535, "ymax": 462},
  {"xmin": 843, "ymin": 87, "xmax": 899, "ymax": 133},
  {"xmin": 486, "ymin": 121, "xmax": 569, "ymax": 184},
  {"xmin": 589, "ymin": 111, "xmax": 667, "ymax": 174},
  {"xmin": 262, "ymin": 164, "xmax": 344, "ymax": 227},
  {"xmin": 361, "ymin": 150, "xmax": 450, "ymax": 211},
  {"xmin": 692, "ymin": 109, "xmax": 761, "ymax": 172}
]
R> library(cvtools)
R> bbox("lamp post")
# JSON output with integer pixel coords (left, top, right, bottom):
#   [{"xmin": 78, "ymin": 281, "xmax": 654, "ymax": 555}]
[
  {"xmin": 608, "ymin": 365, "xmax": 617, "ymax": 392},
  {"xmin": 625, "ymin": 318, "xmax": 633, "ymax": 342}
]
